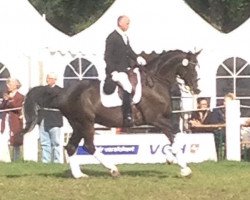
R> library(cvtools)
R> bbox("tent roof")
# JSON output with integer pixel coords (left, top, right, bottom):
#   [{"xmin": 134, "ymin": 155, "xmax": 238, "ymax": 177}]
[
  {"xmin": 70, "ymin": 0, "xmax": 224, "ymax": 55},
  {"xmin": 0, "ymin": 0, "xmax": 70, "ymax": 56}
]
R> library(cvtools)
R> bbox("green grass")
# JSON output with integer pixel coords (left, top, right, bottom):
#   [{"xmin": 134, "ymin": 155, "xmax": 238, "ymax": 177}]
[{"xmin": 0, "ymin": 161, "xmax": 250, "ymax": 200}]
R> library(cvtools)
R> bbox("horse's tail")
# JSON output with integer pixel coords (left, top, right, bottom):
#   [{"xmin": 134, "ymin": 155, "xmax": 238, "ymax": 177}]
[{"xmin": 22, "ymin": 86, "xmax": 62, "ymax": 134}]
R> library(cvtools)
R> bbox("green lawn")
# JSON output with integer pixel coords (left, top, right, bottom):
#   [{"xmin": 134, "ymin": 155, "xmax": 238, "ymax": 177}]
[{"xmin": 0, "ymin": 161, "xmax": 250, "ymax": 200}]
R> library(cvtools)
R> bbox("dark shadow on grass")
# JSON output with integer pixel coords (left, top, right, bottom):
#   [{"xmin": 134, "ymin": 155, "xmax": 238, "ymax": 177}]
[
  {"xmin": 6, "ymin": 174, "xmax": 30, "ymax": 178},
  {"xmin": 35, "ymin": 168, "xmax": 110, "ymax": 179},
  {"xmin": 27, "ymin": 168, "xmax": 172, "ymax": 179},
  {"xmin": 119, "ymin": 169, "xmax": 170, "ymax": 178},
  {"xmin": 4, "ymin": 169, "xmax": 182, "ymax": 179},
  {"xmin": 3, "ymin": 165, "xmax": 181, "ymax": 179}
]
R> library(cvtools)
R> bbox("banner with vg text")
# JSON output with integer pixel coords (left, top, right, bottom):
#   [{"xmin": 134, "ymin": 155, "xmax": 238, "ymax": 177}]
[{"xmin": 75, "ymin": 133, "xmax": 217, "ymax": 165}]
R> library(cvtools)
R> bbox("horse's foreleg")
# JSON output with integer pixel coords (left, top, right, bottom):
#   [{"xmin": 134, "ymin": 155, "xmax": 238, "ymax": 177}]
[
  {"xmin": 155, "ymin": 117, "xmax": 192, "ymax": 177},
  {"xmin": 171, "ymin": 132, "xmax": 192, "ymax": 177}
]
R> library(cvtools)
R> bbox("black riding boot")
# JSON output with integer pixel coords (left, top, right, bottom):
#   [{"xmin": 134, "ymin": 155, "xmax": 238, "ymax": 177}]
[{"xmin": 122, "ymin": 91, "xmax": 133, "ymax": 127}]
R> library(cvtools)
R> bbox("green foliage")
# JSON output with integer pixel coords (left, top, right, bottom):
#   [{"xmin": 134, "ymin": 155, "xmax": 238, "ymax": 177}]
[
  {"xmin": 28, "ymin": 0, "xmax": 250, "ymax": 35},
  {"xmin": 224, "ymin": 0, "xmax": 250, "ymax": 32},
  {"xmin": 29, "ymin": 0, "xmax": 115, "ymax": 36},
  {"xmin": 1, "ymin": 162, "xmax": 250, "ymax": 199},
  {"xmin": 185, "ymin": 0, "xmax": 250, "ymax": 32}
]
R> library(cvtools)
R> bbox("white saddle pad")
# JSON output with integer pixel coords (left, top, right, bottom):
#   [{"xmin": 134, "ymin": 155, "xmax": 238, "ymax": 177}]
[{"xmin": 100, "ymin": 70, "xmax": 142, "ymax": 107}]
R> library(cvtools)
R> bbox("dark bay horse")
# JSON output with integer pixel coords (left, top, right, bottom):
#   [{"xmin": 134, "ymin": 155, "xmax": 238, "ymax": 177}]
[{"xmin": 22, "ymin": 49, "xmax": 201, "ymax": 178}]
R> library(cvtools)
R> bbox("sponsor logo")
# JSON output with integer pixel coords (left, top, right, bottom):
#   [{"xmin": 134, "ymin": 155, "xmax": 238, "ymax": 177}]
[
  {"xmin": 150, "ymin": 144, "xmax": 186, "ymax": 154},
  {"xmin": 150, "ymin": 144, "xmax": 171, "ymax": 155},
  {"xmin": 190, "ymin": 144, "xmax": 199, "ymax": 153},
  {"xmin": 77, "ymin": 145, "xmax": 139, "ymax": 155}
]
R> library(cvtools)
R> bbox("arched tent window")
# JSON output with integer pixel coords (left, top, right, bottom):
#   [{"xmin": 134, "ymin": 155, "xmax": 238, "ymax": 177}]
[
  {"xmin": 63, "ymin": 57, "xmax": 98, "ymax": 88},
  {"xmin": 0, "ymin": 62, "xmax": 10, "ymax": 98},
  {"xmin": 216, "ymin": 57, "xmax": 250, "ymax": 117}
]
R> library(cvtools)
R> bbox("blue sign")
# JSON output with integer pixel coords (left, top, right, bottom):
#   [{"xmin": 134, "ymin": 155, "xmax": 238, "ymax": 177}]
[{"xmin": 77, "ymin": 145, "xmax": 139, "ymax": 155}]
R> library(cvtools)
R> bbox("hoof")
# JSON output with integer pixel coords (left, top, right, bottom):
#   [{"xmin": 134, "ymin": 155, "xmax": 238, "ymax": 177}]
[
  {"xmin": 110, "ymin": 169, "xmax": 120, "ymax": 177},
  {"xmin": 72, "ymin": 173, "xmax": 89, "ymax": 179},
  {"xmin": 166, "ymin": 160, "xmax": 173, "ymax": 165},
  {"xmin": 165, "ymin": 157, "xmax": 177, "ymax": 165},
  {"xmin": 180, "ymin": 167, "xmax": 192, "ymax": 177},
  {"xmin": 65, "ymin": 144, "xmax": 76, "ymax": 156}
]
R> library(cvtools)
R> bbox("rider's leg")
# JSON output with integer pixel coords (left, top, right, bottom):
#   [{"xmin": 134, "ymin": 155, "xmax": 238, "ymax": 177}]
[
  {"xmin": 112, "ymin": 72, "xmax": 132, "ymax": 94},
  {"xmin": 122, "ymin": 90, "xmax": 133, "ymax": 127},
  {"xmin": 112, "ymin": 72, "xmax": 133, "ymax": 127}
]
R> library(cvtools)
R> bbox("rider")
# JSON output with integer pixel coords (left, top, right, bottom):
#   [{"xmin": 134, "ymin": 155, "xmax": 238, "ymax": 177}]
[{"xmin": 104, "ymin": 15, "xmax": 146, "ymax": 127}]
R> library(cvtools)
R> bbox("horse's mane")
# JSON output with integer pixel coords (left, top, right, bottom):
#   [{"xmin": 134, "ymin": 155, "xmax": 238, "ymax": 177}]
[
  {"xmin": 146, "ymin": 50, "xmax": 184, "ymax": 65},
  {"xmin": 142, "ymin": 50, "xmax": 187, "ymax": 77}
]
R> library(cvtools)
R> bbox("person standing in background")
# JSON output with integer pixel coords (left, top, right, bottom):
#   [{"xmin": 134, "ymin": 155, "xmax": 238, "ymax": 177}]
[
  {"xmin": 37, "ymin": 72, "xmax": 63, "ymax": 163},
  {"xmin": 0, "ymin": 78, "xmax": 24, "ymax": 161}
]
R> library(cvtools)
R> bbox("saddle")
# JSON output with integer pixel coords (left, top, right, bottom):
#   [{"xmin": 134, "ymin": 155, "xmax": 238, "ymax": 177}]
[{"xmin": 100, "ymin": 67, "xmax": 142, "ymax": 108}]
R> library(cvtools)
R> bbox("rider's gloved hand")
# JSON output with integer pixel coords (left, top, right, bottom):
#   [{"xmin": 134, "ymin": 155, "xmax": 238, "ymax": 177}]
[{"xmin": 137, "ymin": 56, "xmax": 147, "ymax": 66}]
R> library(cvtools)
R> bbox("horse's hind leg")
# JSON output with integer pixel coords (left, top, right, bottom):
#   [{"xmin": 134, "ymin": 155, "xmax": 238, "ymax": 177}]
[
  {"xmin": 65, "ymin": 120, "xmax": 84, "ymax": 156},
  {"xmin": 68, "ymin": 154, "xmax": 89, "ymax": 179},
  {"xmin": 68, "ymin": 120, "xmax": 119, "ymax": 178},
  {"xmin": 65, "ymin": 121, "xmax": 90, "ymax": 178},
  {"xmin": 83, "ymin": 126, "xmax": 120, "ymax": 177}
]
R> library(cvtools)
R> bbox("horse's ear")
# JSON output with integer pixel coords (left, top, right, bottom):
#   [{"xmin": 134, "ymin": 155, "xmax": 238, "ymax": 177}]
[{"xmin": 195, "ymin": 49, "xmax": 203, "ymax": 56}]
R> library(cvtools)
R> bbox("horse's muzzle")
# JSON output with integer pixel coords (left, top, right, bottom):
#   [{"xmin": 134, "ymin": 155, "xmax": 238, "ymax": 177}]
[{"xmin": 193, "ymin": 88, "xmax": 201, "ymax": 94}]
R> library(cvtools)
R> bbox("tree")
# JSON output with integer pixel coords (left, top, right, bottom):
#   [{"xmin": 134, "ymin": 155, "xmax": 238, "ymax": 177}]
[
  {"xmin": 29, "ymin": 0, "xmax": 250, "ymax": 35},
  {"xmin": 29, "ymin": 0, "xmax": 115, "ymax": 36},
  {"xmin": 185, "ymin": 0, "xmax": 250, "ymax": 33}
]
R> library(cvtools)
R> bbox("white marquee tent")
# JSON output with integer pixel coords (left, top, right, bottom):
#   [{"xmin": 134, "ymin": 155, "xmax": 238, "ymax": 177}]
[
  {"xmin": 0, "ymin": 0, "xmax": 71, "ymax": 94},
  {"xmin": 1, "ymin": 0, "xmax": 250, "ymax": 100},
  {"xmin": 70, "ymin": 0, "xmax": 250, "ymax": 106}
]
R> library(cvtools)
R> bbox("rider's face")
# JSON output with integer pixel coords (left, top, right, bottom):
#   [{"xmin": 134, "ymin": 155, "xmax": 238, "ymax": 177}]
[{"xmin": 119, "ymin": 17, "xmax": 130, "ymax": 32}]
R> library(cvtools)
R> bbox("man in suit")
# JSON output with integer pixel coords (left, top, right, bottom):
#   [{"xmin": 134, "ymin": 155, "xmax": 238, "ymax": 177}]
[{"xmin": 104, "ymin": 15, "xmax": 146, "ymax": 127}]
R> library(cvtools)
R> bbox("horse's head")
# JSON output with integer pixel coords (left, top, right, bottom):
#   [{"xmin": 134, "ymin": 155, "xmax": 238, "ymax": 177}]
[
  {"xmin": 143, "ymin": 49, "xmax": 201, "ymax": 94},
  {"xmin": 176, "ymin": 50, "xmax": 201, "ymax": 94}
]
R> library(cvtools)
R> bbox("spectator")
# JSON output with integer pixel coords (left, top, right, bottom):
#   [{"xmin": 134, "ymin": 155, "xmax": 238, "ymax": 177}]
[
  {"xmin": 207, "ymin": 92, "xmax": 236, "ymax": 127},
  {"xmin": 0, "ymin": 78, "xmax": 24, "ymax": 161},
  {"xmin": 189, "ymin": 97, "xmax": 218, "ymax": 133},
  {"xmin": 37, "ymin": 73, "xmax": 63, "ymax": 163},
  {"xmin": 213, "ymin": 92, "xmax": 236, "ymax": 158},
  {"xmin": 189, "ymin": 93, "xmax": 236, "ymax": 159}
]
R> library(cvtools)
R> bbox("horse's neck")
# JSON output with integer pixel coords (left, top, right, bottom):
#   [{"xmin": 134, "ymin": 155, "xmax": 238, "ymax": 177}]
[{"xmin": 146, "ymin": 62, "xmax": 178, "ymax": 86}]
